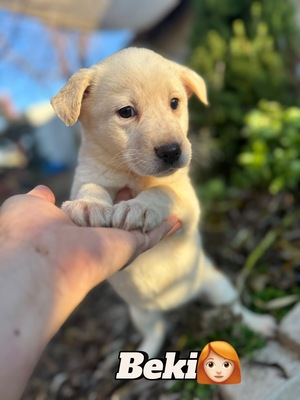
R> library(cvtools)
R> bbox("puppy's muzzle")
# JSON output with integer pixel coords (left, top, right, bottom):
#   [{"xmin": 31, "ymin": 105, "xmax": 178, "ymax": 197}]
[{"xmin": 155, "ymin": 143, "xmax": 182, "ymax": 166}]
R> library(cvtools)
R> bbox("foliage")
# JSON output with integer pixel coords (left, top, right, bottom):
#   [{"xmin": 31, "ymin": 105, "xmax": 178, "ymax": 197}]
[
  {"xmin": 251, "ymin": 285, "xmax": 300, "ymax": 320},
  {"xmin": 235, "ymin": 101, "xmax": 300, "ymax": 193},
  {"xmin": 184, "ymin": 5, "xmax": 300, "ymax": 399},
  {"xmin": 170, "ymin": 379, "xmax": 216, "ymax": 400},
  {"xmin": 189, "ymin": 0, "xmax": 300, "ymax": 192},
  {"xmin": 169, "ymin": 322, "xmax": 265, "ymax": 399}
]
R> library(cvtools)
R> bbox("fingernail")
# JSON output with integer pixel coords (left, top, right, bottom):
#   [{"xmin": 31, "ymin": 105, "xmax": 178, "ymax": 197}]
[{"xmin": 164, "ymin": 215, "xmax": 182, "ymax": 237}]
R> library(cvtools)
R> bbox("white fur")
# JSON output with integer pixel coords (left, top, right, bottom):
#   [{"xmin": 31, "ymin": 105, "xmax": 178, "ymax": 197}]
[{"xmin": 52, "ymin": 48, "xmax": 276, "ymax": 356}]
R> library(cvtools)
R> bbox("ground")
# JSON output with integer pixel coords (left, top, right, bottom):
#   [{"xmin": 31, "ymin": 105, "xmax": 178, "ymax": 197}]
[{"xmin": 1, "ymin": 167, "xmax": 299, "ymax": 400}]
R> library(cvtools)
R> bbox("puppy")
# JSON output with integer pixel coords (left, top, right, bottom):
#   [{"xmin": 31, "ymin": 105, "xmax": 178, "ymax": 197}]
[{"xmin": 51, "ymin": 47, "xmax": 276, "ymax": 357}]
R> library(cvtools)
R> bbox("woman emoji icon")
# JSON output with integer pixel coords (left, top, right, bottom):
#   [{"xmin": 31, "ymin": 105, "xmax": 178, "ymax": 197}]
[{"xmin": 197, "ymin": 341, "xmax": 241, "ymax": 384}]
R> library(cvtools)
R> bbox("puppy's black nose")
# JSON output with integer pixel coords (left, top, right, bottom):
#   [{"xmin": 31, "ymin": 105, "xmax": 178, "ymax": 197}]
[{"xmin": 155, "ymin": 143, "xmax": 182, "ymax": 165}]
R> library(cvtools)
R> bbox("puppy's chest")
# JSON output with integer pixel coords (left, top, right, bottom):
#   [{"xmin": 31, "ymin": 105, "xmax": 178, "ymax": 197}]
[
  {"xmin": 96, "ymin": 172, "xmax": 146, "ymax": 199},
  {"xmin": 77, "ymin": 162, "xmax": 178, "ymax": 199}
]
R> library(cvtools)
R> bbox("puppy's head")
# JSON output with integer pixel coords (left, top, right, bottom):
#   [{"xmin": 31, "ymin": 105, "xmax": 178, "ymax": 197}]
[{"xmin": 51, "ymin": 48, "xmax": 208, "ymax": 177}]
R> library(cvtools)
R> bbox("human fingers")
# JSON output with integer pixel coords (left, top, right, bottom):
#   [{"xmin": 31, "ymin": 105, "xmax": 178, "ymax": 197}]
[
  {"xmin": 27, "ymin": 185, "xmax": 56, "ymax": 204},
  {"xmin": 114, "ymin": 187, "xmax": 133, "ymax": 203},
  {"xmin": 116, "ymin": 215, "xmax": 181, "ymax": 272},
  {"xmin": 76, "ymin": 215, "xmax": 181, "ymax": 284},
  {"xmin": 132, "ymin": 215, "xmax": 182, "ymax": 254}
]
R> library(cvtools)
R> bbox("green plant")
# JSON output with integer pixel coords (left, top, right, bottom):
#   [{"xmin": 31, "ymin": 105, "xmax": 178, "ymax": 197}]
[
  {"xmin": 236, "ymin": 100, "xmax": 300, "ymax": 193},
  {"xmin": 168, "ymin": 323, "xmax": 266, "ymax": 399},
  {"xmin": 189, "ymin": 0, "xmax": 299, "ymax": 188},
  {"xmin": 170, "ymin": 379, "xmax": 216, "ymax": 400}
]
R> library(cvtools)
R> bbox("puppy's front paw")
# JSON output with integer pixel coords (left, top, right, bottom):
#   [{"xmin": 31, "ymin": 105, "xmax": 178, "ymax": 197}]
[
  {"xmin": 62, "ymin": 199, "xmax": 113, "ymax": 227},
  {"xmin": 112, "ymin": 199, "xmax": 164, "ymax": 232}
]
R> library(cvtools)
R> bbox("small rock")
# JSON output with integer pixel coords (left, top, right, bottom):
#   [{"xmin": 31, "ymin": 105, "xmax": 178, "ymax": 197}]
[
  {"xmin": 279, "ymin": 302, "xmax": 300, "ymax": 356},
  {"xmin": 50, "ymin": 372, "xmax": 68, "ymax": 394},
  {"xmin": 220, "ymin": 340, "xmax": 300, "ymax": 400},
  {"xmin": 219, "ymin": 360, "xmax": 287, "ymax": 400},
  {"xmin": 255, "ymin": 340, "xmax": 300, "ymax": 378}
]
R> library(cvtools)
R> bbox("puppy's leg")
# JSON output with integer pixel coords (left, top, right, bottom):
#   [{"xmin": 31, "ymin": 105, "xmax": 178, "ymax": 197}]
[
  {"xmin": 62, "ymin": 183, "xmax": 113, "ymax": 227},
  {"xmin": 129, "ymin": 306, "xmax": 167, "ymax": 358},
  {"xmin": 200, "ymin": 257, "xmax": 277, "ymax": 337}
]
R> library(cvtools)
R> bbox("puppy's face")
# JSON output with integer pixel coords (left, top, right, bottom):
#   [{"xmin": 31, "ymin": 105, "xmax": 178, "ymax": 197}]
[{"xmin": 51, "ymin": 48, "xmax": 208, "ymax": 177}]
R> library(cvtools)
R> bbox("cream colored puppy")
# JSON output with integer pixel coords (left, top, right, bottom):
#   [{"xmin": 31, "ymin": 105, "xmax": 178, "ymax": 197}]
[{"xmin": 52, "ymin": 48, "xmax": 276, "ymax": 356}]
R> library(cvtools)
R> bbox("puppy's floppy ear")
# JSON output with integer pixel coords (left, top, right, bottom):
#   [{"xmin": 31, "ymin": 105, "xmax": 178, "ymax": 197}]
[
  {"xmin": 179, "ymin": 66, "xmax": 208, "ymax": 106},
  {"xmin": 51, "ymin": 68, "xmax": 94, "ymax": 126}
]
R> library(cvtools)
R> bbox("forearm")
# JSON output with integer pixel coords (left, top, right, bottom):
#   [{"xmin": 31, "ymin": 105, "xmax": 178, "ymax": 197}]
[
  {"xmin": 0, "ymin": 185, "xmax": 180, "ymax": 399},
  {"xmin": 0, "ymin": 244, "xmax": 81, "ymax": 400}
]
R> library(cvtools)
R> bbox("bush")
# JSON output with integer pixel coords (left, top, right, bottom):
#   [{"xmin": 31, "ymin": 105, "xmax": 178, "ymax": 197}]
[
  {"xmin": 189, "ymin": 0, "xmax": 300, "ymax": 192},
  {"xmin": 236, "ymin": 100, "xmax": 300, "ymax": 193}
]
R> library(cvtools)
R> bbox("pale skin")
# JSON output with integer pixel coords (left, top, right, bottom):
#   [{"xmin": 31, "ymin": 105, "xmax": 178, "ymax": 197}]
[
  {"xmin": 203, "ymin": 350, "xmax": 235, "ymax": 383},
  {"xmin": 0, "ymin": 185, "xmax": 180, "ymax": 400}
]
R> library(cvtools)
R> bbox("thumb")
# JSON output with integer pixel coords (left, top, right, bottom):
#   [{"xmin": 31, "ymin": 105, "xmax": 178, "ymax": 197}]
[{"xmin": 28, "ymin": 185, "xmax": 56, "ymax": 204}]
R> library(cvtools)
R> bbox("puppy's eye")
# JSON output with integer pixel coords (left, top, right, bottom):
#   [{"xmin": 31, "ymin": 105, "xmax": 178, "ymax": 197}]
[
  {"xmin": 118, "ymin": 106, "xmax": 136, "ymax": 118},
  {"xmin": 170, "ymin": 98, "xmax": 179, "ymax": 110}
]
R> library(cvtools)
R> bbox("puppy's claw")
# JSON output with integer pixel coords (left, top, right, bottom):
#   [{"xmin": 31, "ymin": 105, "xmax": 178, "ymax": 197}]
[
  {"xmin": 62, "ymin": 199, "xmax": 113, "ymax": 227},
  {"xmin": 112, "ymin": 200, "xmax": 163, "ymax": 232}
]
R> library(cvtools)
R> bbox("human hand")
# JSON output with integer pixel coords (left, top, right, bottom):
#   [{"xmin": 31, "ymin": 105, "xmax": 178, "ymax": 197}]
[
  {"xmin": 1, "ymin": 184, "xmax": 180, "ymax": 314},
  {"xmin": 0, "ymin": 185, "xmax": 180, "ymax": 399}
]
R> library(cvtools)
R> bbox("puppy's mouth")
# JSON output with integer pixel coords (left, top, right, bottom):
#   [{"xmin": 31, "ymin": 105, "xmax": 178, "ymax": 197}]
[
  {"xmin": 154, "ymin": 142, "xmax": 191, "ymax": 175},
  {"xmin": 154, "ymin": 166, "xmax": 181, "ymax": 177},
  {"xmin": 125, "ymin": 141, "xmax": 191, "ymax": 177},
  {"xmin": 130, "ymin": 162, "xmax": 185, "ymax": 177}
]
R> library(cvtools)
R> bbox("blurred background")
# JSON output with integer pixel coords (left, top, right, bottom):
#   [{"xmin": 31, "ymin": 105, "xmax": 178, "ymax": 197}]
[{"xmin": 1, "ymin": 0, "xmax": 300, "ymax": 399}]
